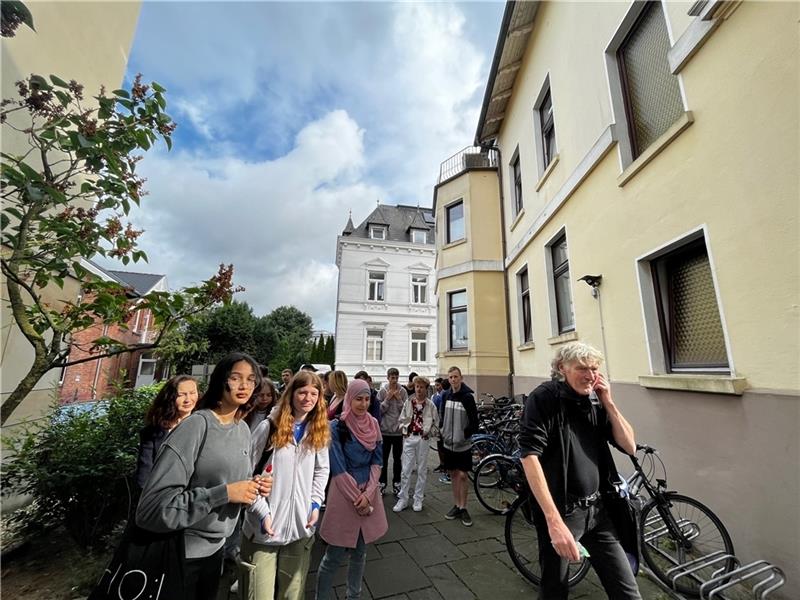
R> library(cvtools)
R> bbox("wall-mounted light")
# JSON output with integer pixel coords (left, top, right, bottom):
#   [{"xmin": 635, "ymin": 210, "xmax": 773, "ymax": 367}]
[{"xmin": 578, "ymin": 274, "xmax": 602, "ymax": 297}]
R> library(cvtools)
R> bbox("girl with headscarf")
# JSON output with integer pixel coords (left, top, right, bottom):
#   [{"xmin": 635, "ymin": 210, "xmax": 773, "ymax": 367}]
[{"xmin": 315, "ymin": 379, "xmax": 388, "ymax": 600}]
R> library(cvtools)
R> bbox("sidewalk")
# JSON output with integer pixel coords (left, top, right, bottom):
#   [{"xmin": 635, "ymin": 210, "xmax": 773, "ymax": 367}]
[{"xmin": 225, "ymin": 464, "xmax": 670, "ymax": 599}]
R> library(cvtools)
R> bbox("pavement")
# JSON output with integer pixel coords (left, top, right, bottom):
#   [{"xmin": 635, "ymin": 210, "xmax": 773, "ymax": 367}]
[{"xmin": 223, "ymin": 462, "xmax": 672, "ymax": 600}]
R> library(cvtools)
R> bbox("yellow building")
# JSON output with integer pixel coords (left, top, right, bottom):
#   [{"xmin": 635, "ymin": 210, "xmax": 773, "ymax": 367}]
[
  {"xmin": 434, "ymin": 1, "xmax": 798, "ymax": 594},
  {"xmin": 1, "ymin": 1, "xmax": 142, "ymax": 427}
]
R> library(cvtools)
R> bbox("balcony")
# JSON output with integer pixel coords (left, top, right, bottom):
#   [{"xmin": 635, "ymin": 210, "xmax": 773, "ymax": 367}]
[{"xmin": 437, "ymin": 146, "xmax": 498, "ymax": 184}]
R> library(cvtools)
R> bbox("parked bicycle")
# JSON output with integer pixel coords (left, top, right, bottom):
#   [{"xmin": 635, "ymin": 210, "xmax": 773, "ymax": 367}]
[{"xmin": 503, "ymin": 444, "xmax": 735, "ymax": 596}]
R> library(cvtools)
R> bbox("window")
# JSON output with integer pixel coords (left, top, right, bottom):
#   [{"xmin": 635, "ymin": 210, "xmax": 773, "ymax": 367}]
[
  {"xmin": 539, "ymin": 90, "xmax": 555, "ymax": 168},
  {"xmin": 369, "ymin": 225, "xmax": 386, "ymax": 240},
  {"xmin": 411, "ymin": 332, "xmax": 427, "ymax": 362},
  {"xmin": 366, "ymin": 330, "xmax": 384, "ymax": 361},
  {"xmin": 512, "ymin": 153, "xmax": 523, "ymax": 217},
  {"xmin": 368, "ymin": 271, "xmax": 385, "ymax": 301},
  {"xmin": 411, "ymin": 274, "xmax": 427, "ymax": 304},
  {"xmin": 446, "ymin": 201, "xmax": 464, "ymax": 244},
  {"xmin": 533, "ymin": 75, "xmax": 557, "ymax": 178},
  {"xmin": 448, "ymin": 290, "xmax": 468, "ymax": 349},
  {"xmin": 518, "ymin": 267, "xmax": 532, "ymax": 343},
  {"xmin": 652, "ymin": 238, "xmax": 728, "ymax": 372},
  {"xmin": 549, "ymin": 233, "xmax": 574, "ymax": 334},
  {"xmin": 411, "ymin": 229, "xmax": 427, "ymax": 244},
  {"xmin": 612, "ymin": 1, "xmax": 684, "ymax": 161}
]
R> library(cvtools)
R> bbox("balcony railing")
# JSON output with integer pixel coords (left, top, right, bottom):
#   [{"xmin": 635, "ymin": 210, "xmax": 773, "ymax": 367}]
[{"xmin": 438, "ymin": 146, "xmax": 499, "ymax": 184}]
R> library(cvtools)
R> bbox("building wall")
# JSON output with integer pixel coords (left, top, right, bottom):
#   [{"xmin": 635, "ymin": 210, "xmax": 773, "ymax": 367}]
[
  {"xmin": 1, "ymin": 1, "xmax": 142, "ymax": 426},
  {"xmin": 335, "ymin": 237, "xmax": 437, "ymax": 384},
  {"xmin": 489, "ymin": 1, "xmax": 798, "ymax": 594}
]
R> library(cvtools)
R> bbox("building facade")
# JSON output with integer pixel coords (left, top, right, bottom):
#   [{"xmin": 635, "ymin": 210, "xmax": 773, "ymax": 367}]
[
  {"xmin": 335, "ymin": 204, "xmax": 437, "ymax": 384},
  {"xmin": 58, "ymin": 264, "xmax": 168, "ymax": 404},
  {"xmin": 434, "ymin": 1, "xmax": 798, "ymax": 595},
  {"xmin": 1, "ymin": 1, "xmax": 142, "ymax": 425}
]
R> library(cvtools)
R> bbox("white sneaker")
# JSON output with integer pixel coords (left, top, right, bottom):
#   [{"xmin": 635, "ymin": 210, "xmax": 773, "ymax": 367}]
[
  {"xmin": 393, "ymin": 499, "xmax": 408, "ymax": 512},
  {"xmin": 412, "ymin": 500, "xmax": 423, "ymax": 512}
]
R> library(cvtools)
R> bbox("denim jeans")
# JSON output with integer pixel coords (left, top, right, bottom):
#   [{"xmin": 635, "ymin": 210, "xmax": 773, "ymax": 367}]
[
  {"xmin": 536, "ymin": 499, "xmax": 642, "ymax": 600},
  {"xmin": 315, "ymin": 533, "xmax": 367, "ymax": 600}
]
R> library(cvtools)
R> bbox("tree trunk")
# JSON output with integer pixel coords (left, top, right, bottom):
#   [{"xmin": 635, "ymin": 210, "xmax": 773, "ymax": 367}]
[{"xmin": 0, "ymin": 356, "xmax": 52, "ymax": 426}]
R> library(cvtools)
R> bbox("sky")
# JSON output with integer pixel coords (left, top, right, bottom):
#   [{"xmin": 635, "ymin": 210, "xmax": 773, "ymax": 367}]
[{"xmin": 103, "ymin": 1, "xmax": 506, "ymax": 332}]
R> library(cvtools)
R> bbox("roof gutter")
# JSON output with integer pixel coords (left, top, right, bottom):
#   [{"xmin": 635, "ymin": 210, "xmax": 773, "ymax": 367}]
[{"xmin": 474, "ymin": 0, "xmax": 517, "ymax": 146}]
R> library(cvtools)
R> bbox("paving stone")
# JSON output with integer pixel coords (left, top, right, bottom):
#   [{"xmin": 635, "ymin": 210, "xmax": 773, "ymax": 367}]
[
  {"xmin": 423, "ymin": 564, "xmax": 475, "ymax": 600},
  {"xmin": 433, "ymin": 514, "xmax": 503, "ymax": 545},
  {"xmin": 447, "ymin": 553, "xmax": 536, "ymax": 600},
  {"xmin": 400, "ymin": 534, "xmax": 466, "ymax": 567},
  {"xmin": 457, "ymin": 536, "xmax": 506, "ymax": 557},
  {"xmin": 401, "ymin": 587, "xmax": 444, "ymax": 600},
  {"xmin": 363, "ymin": 555, "xmax": 431, "ymax": 599},
  {"xmin": 376, "ymin": 541, "xmax": 405, "ymax": 558}
]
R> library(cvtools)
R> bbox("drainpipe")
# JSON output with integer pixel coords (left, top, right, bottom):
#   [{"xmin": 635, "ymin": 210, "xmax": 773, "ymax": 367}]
[
  {"xmin": 481, "ymin": 142, "xmax": 516, "ymax": 400},
  {"xmin": 91, "ymin": 324, "xmax": 109, "ymax": 400}
]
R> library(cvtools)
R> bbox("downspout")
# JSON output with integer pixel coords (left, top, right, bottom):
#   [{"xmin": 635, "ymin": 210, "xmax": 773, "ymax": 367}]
[
  {"xmin": 91, "ymin": 324, "xmax": 108, "ymax": 400},
  {"xmin": 481, "ymin": 142, "xmax": 516, "ymax": 401}
]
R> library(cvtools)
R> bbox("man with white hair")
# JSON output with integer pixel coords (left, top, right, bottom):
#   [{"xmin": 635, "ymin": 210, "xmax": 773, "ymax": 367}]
[{"xmin": 518, "ymin": 342, "xmax": 641, "ymax": 599}]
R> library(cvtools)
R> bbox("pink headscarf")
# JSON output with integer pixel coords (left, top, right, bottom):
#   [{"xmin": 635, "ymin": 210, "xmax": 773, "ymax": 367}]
[{"xmin": 341, "ymin": 379, "xmax": 381, "ymax": 451}]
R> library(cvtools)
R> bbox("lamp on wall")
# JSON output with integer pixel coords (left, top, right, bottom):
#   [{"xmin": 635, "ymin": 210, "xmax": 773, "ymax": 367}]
[{"xmin": 577, "ymin": 274, "xmax": 610, "ymax": 378}]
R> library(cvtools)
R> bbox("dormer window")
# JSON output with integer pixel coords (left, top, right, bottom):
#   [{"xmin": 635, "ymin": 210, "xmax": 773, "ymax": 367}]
[
  {"xmin": 370, "ymin": 225, "xmax": 387, "ymax": 240},
  {"xmin": 410, "ymin": 229, "xmax": 427, "ymax": 244}
]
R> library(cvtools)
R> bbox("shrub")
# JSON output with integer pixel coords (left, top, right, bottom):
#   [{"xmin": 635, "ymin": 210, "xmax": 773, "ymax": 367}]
[{"xmin": 2, "ymin": 383, "xmax": 162, "ymax": 549}]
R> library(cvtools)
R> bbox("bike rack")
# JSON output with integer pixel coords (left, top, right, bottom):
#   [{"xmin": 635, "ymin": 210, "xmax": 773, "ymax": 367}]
[{"xmin": 663, "ymin": 551, "xmax": 785, "ymax": 599}]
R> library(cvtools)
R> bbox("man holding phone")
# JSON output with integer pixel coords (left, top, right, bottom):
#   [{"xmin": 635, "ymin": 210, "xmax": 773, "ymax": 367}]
[{"xmin": 518, "ymin": 342, "xmax": 641, "ymax": 599}]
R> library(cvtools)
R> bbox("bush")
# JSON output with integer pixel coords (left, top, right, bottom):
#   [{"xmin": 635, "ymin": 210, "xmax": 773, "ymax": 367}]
[{"xmin": 2, "ymin": 383, "xmax": 162, "ymax": 550}]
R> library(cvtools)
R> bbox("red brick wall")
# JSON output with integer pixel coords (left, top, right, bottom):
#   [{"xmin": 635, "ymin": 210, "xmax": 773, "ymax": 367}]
[{"xmin": 59, "ymin": 306, "xmax": 153, "ymax": 404}]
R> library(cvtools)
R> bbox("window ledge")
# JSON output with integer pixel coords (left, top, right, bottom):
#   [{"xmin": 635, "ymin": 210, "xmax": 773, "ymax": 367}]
[
  {"xmin": 638, "ymin": 374, "xmax": 748, "ymax": 396},
  {"xmin": 517, "ymin": 341, "xmax": 536, "ymax": 352},
  {"xmin": 442, "ymin": 238, "xmax": 467, "ymax": 251},
  {"xmin": 442, "ymin": 349, "xmax": 469, "ymax": 357},
  {"xmin": 617, "ymin": 111, "xmax": 694, "ymax": 187},
  {"xmin": 509, "ymin": 208, "xmax": 526, "ymax": 232},
  {"xmin": 535, "ymin": 153, "xmax": 560, "ymax": 192},
  {"xmin": 547, "ymin": 330, "xmax": 578, "ymax": 345}
]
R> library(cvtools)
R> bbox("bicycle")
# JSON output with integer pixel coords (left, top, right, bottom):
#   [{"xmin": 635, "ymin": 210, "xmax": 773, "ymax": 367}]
[
  {"xmin": 503, "ymin": 444, "xmax": 735, "ymax": 595},
  {"xmin": 473, "ymin": 451, "xmax": 525, "ymax": 515}
]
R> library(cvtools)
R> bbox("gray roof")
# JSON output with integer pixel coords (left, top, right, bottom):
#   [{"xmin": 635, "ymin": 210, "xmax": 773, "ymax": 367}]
[
  {"xmin": 345, "ymin": 204, "xmax": 434, "ymax": 245},
  {"xmin": 107, "ymin": 270, "xmax": 166, "ymax": 296}
]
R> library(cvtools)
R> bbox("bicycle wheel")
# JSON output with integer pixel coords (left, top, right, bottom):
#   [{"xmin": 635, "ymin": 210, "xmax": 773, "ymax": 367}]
[
  {"xmin": 504, "ymin": 495, "xmax": 591, "ymax": 587},
  {"xmin": 469, "ymin": 438, "xmax": 498, "ymax": 481},
  {"xmin": 640, "ymin": 493, "xmax": 735, "ymax": 596},
  {"xmin": 474, "ymin": 454, "xmax": 523, "ymax": 515}
]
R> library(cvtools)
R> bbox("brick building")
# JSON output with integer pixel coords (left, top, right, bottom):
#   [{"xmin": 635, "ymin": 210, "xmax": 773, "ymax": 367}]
[{"xmin": 59, "ymin": 262, "xmax": 168, "ymax": 404}]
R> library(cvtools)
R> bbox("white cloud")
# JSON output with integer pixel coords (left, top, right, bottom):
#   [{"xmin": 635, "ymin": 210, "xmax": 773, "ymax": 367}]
[{"xmin": 115, "ymin": 2, "xmax": 504, "ymax": 330}]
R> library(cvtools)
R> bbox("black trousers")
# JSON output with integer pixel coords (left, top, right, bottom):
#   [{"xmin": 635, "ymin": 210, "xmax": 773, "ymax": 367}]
[
  {"xmin": 184, "ymin": 547, "xmax": 224, "ymax": 600},
  {"xmin": 536, "ymin": 500, "xmax": 641, "ymax": 600},
  {"xmin": 380, "ymin": 434, "xmax": 403, "ymax": 484}
]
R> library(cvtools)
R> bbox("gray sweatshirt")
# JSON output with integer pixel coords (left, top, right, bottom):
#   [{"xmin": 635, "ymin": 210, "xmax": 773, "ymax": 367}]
[
  {"xmin": 135, "ymin": 410, "xmax": 251, "ymax": 559},
  {"xmin": 378, "ymin": 385, "xmax": 408, "ymax": 435}
]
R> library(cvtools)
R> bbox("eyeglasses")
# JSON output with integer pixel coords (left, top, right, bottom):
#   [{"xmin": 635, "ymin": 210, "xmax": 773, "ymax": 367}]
[{"xmin": 228, "ymin": 376, "xmax": 258, "ymax": 387}]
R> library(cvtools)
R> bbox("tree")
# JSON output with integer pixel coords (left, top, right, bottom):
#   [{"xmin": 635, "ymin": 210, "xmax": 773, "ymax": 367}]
[
  {"xmin": 251, "ymin": 315, "xmax": 278, "ymax": 369},
  {"xmin": 264, "ymin": 305, "xmax": 313, "ymax": 374},
  {"xmin": 203, "ymin": 301, "xmax": 256, "ymax": 362},
  {"xmin": 0, "ymin": 74, "xmax": 239, "ymax": 424},
  {"xmin": 324, "ymin": 335, "xmax": 335, "ymax": 367}
]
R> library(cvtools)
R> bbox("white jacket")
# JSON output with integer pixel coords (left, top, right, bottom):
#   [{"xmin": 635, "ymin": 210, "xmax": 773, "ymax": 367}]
[
  {"xmin": 398, "ymin": 396, "xmax": 439, "ymax": 438},
  {"xmin": 243, "ymin": 419, "xmax": 330, "ymax": 546}
]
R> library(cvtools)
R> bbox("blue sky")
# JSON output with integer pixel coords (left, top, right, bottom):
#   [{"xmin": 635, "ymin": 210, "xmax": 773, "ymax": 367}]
[{"xmin": 115, "ymin": 1, "xmax": 505, "ymax": 331}]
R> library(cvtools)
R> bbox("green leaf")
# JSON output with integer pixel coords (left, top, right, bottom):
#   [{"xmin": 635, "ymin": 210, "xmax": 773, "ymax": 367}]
[
  {"xmin": 50, "ymin": 75, "xmax": 69, "ymax": 88},
  {"xmin": 54, "ymin": 91, "xmax": 70, "ymax": 106},
  {"xmin": 117, "ymin": 98, "xmax": 133, "ymax": 111},
  {"xmin": 112, "ymin": 89, "xmax": 130, "ymax": 99},
  {"xmin": 17, "ymin": 161, "xmax": 43, "ymax": 182},
  {"xmin": 77, "ymin": 134, "xmax": 92, "ymax": 148},
  {"xmin": 164, "ymin": 136, "xmax": 172, "ymax": 151},
  {"xmin": 29, "ymin": 75, "xmax": 51, "ymax": 91},
  {"xmin": 151, "ymin": 82, "xmax": 166, "ymax": 93}
]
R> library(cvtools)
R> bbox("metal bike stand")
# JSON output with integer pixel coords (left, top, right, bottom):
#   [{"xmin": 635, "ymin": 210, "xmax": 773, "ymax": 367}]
[
  {"xmin": 667, "ymin": 551, "xmax": 740, "ymax": 591},
  {"xmin": 700, "ymin": 561, "xmax": 786, "ymax": 599}
]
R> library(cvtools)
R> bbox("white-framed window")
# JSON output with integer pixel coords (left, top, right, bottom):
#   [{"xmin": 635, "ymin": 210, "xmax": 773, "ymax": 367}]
[
  {"xmin": 511, "ymin": 149, "xmax": 523, "ymax": 217},
  {"xmin": 411, "ymin": 229, "xmax": 427, "ymax": 244},
  {"xmin": 638, "ymin": 230, "xmax": 730, "ymax": 373},
  {"xmin": 370, "ymin": 225, "xmax": 387, "ymax": 240},
  {"xmin": 411, "ymin": 274, "xmax": 427, "ymax": 304},
  {"xmin": 410, "ymin": 331, "xmax": 428, "ymax": 363},
  {"xmin": 368, "ymin": 271, "xmax": 385, "ymax": 302},
  {"xmin": 606, "ymin": 0, "xmax": 685, "ymax": 166},
  {"xmin": 532, "ymin": 74, "xmax": 556, "ymax": 177},
  {"xmin": 365, "ymin": 329, "xmax": 384, "ymax": 362},
  {"xmin": 446, "ymin": 200, "xmax": 465, "ymax": 244},
  {"xmin": 517, "ymin": 266, "xmax": 532, "ymax": 343},
  {"xmin": 545, "ymin": 231, "xmax": 574, "ymax": 335},
  {"xmin": 448, "ymin": 289, "xmax": 468, "ymax": 349}
]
